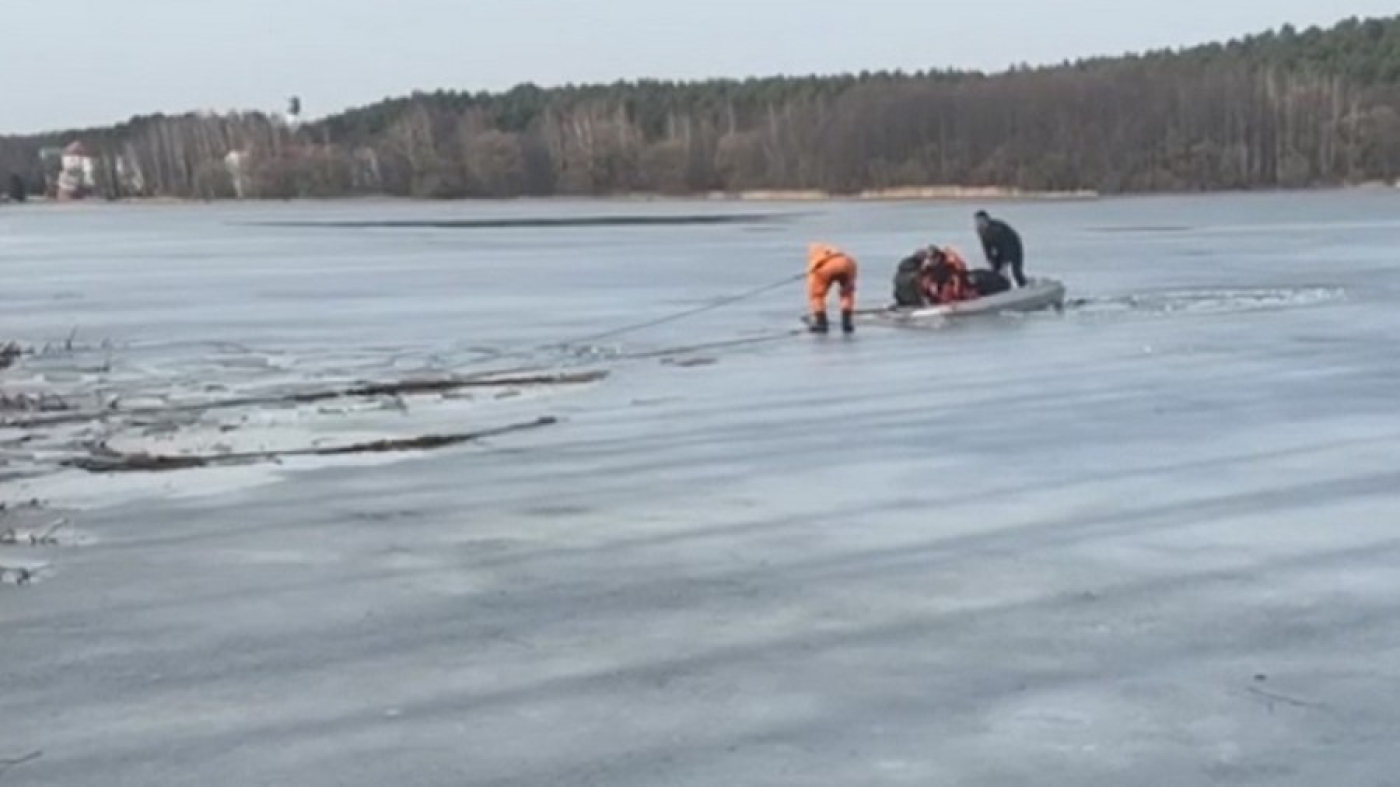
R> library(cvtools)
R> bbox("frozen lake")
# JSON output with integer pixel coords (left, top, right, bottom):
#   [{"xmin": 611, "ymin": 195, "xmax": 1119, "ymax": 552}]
[{"xmin": 3, "ymin": 191, "xmax": 1400, "ymax": 785}]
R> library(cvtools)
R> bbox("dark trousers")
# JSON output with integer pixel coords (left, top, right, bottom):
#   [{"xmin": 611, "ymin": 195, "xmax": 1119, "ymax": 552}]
[{"xmin": 993, "ymin": 256, "xmax": 1026, "ymax": 287}]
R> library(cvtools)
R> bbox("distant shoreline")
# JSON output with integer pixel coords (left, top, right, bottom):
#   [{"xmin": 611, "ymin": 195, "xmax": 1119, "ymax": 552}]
[
  {"xmin": 4, "ymin": 186, "xmax": 1100, "ymax": 207},
  {"xmin": 717, "ymin": 186, "xmax": 1100, "ymax": 202},
  {"xmin": 10, "ymin": 182, "xmax": 1400, "ymax": 209}
]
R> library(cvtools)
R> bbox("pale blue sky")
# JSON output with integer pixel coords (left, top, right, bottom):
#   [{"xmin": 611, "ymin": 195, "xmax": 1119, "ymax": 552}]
[{"xmin": 4, "ymin": 0, "xmax": 1397, "ymax": 133}]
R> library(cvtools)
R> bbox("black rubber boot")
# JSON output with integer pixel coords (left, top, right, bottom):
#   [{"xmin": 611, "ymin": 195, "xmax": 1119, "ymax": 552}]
[
  {"xmin": 809, "ymin": 311, "xmax": 830, "ymax": 334},
  {"xmin": 841, "ymin": 310, "xmax": 855, "ymax": 334}
]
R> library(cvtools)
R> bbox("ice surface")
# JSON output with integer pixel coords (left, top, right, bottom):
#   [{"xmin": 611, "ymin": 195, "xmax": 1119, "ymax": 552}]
[{"xmin": 2, "ymin": 192, "xmax": 1400, "ymax": 785}]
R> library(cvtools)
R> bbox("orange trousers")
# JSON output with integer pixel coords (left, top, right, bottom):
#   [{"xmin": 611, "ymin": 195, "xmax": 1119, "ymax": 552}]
[{"xmin": 808, "ymin": 255, "xmax": 858, "ymax": 314}]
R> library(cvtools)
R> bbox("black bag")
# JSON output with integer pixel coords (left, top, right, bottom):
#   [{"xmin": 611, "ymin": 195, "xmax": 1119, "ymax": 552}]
[{"xmin": 969, "ymin": 269, "xmax": 1011, "ymax": 297}]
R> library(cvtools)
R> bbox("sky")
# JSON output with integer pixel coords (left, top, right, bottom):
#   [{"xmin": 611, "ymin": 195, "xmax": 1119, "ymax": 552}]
[{"xmin": 3, "ymin": 0, "xmax": 1398, "ymax": 134}]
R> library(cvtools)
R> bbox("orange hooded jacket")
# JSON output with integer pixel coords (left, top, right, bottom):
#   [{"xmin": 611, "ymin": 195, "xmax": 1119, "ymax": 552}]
[{"xmin": 807, "ymin": 244, "xmax": 858, "ymax": 313}]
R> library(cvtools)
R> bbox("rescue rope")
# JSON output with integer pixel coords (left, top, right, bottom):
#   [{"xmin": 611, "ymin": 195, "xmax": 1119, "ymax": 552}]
[
  {"xmin": 445, "ymin": 327, "xmax": 804, "ymax": 383},
  {"xmin": 606, "ymin": 328, "xmax": 806, "ymax": 361},
  {"xmin": 557, "ymin": 272, "xmax": 806, "ymax": 348},
  {"xmin": 433, "ymin": 270, "xmax": 806, "ymax": 376}
]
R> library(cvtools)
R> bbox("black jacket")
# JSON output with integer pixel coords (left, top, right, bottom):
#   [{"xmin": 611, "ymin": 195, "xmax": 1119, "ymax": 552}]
[
  {"xmin": 892, "ymin": 253, "xmax": 929, "ymax": 307},
  {"xmin": 978, "ymin": 219, "xmax": 1023, "ymax": 265}
]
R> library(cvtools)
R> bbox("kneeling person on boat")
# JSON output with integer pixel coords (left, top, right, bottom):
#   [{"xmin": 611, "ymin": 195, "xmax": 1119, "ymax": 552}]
[
  {"xmin": 923, "ymin": 247, "xmax": 984, "ymax": 305},
  {"xmin": 893, "ymin": 248, "xmax": 934, "ymax": 307}
]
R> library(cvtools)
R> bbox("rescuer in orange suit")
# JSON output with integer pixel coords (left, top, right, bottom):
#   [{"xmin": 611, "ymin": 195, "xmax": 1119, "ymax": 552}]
[
  {"xmin": 921, "ymin": 246, "xmax": 975, "ymax": 305},
  {"xmin": 807, "ymin": 243, "xmax": 858, "ymax": 334}
]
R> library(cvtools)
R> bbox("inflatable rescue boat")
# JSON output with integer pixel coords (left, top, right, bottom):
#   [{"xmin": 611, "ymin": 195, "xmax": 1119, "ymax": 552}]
[{"xmin": 865, "ymin": 277, "xmax": 1067, "ymax": 324}]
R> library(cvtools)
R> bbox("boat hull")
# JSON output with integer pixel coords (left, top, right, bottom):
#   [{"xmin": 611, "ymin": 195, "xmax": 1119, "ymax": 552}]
[{"xmin": 873, "ymin": 277, "xmax": 1066, "ymax": 323}]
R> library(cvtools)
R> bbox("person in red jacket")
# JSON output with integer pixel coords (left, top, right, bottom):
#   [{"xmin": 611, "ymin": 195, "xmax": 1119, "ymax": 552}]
[{"xmin": 921, "ymin": 246, "xmax": 975, "ymax": 305}]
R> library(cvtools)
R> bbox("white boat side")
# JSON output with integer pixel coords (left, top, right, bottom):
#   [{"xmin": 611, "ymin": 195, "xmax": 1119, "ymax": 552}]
[{"xmin": 879, "ymin": 277, "xmax": 1067, "ymax": 321}]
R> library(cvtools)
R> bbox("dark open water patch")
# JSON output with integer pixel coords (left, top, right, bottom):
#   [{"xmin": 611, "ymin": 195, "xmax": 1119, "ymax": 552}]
[{"xmin": 239, "ymin": 213, "xmax": 796, "ymax": 230}]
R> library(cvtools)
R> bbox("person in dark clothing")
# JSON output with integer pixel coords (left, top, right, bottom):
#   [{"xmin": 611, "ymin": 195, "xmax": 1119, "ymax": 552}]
[
  {"xmin": 892, "ymin": 249, "xmax": 933, "ymax": 307},
  {"xmin": 975, "ymin": 211, "xmax": 1026, "ymax": 287}
]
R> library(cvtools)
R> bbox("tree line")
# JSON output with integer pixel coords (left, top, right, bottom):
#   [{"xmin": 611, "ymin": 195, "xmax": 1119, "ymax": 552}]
[{"xmin": 3, "ymin": 14, "xmax": 1399, "ymax": 201}]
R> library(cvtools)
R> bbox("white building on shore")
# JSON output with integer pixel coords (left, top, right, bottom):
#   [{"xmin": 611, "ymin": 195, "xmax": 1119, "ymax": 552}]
[{"xmin": 40, "ymin": 141, "xmax": 97, "ymax": 200}]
